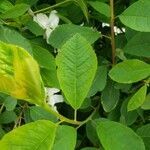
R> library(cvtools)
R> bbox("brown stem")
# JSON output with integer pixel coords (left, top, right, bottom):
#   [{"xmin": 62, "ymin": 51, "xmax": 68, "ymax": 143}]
[{"xmin": 110, "ymin": 0, "xmax": 116, "ymax": 65}]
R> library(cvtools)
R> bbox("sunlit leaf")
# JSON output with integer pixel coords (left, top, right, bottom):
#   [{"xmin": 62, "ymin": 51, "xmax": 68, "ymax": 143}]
[
  {"xmin": 0, "ymin": 41, "xmax": 45, "ymax": 105},
  {"xmin": 56, "ymin": 34, "xmax": 97, "ymax": 109}
]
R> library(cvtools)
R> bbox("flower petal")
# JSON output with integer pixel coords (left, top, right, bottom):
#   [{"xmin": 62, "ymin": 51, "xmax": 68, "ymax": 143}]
[
  {"xmin": 47, "ymin": 95, "xmax": 64, "ymax": 107},
  {"xmin": 45, "ymin": 28, "xmax": 53, "ymax": 43},
  {"xmin": 48, "ymin": 10, "xmax": 59, "ymax": 29},
  {"xmin": 33, "ymin": 13, "xmax": 49, "ymax": 29},
  {"xmin": 46, "ymin": 88, "xmax": 60, "ymax": 96}
]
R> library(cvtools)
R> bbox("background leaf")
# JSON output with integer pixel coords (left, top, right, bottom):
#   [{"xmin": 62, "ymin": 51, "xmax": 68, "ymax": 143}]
[
  {"xmin": 3, "ymin": 96, "xmax": 17, "ymax": 111},
  {"xmin": 0, "ymin": 111, "xmax": 17, "ymax": 124},
  {"xmin": 97, "ymin": 120, "xmax": 145, "ymax": 150},
  {"xmin": 52, "ymin": 125, "xmax": 76, "ymax": 150},
  {"xmin": 49, "ymin": 24, "xmax": 101, "ymax": 49},
  {"xmin": 88, "ymin": 1, "xmax": 110, "ymax": 17},
  {"xmin": 137, "ymin": 124, "xmax": 150, "ymax": 150},
  {"xmin": 124, "ymin": 33, "xmax": 150, "ymax": 57},
  {"xmin": 30, "ymin": 106, "xmax": 58, "ymax": 122},
  {"xmin": 0, "ymin": 26, "xmax": 32, "ymax": 54},
  {"xmin": 101, "ymin": 80, "xmax": 120, "ymax": 112},
  {"xmin": 109, "ymin": 59, "xmax": 150, "ymax": 83},
  {"xmin": 0, "ymin": 4, "xmax": 29, "ymax": 19},
  {"xmin": 88, "ymin": 65, "xmax": 107, "ymax": 97},
  {"xmin": 119, "ymin": 0, "xmax": 150, "ymax": 32}
]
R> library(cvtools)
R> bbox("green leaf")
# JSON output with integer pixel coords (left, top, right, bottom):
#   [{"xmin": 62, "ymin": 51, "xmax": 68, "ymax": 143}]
[
  {"xmin": 109, "ymin": 59, "xmax": 150, "ymax": 83},
  {"xmin": 81, "ymin": 148, "xmax": 98, "ymax": 150},
  {"xmin": 31, "ymin": 43, "xmax": 60, "ymax": 88},
  {"xmin": 56, "ymin": 34, "xmax": 97, "ymax": 109},
  {"xmin": 0, "ymin": 126, "xmax": 5, "ymax": 139},
  {"xmin": 49, "ymin": 24, "xmax": 101, "ymax": 49},
  {"xmin": 101, "ymin": 80, "xmax": 120, "ymax": 112},
  {"xmin": 128, "ymin": 85, "xmax": 147, "ymax": 111},
  {"xmin": 0, "ymin": 0, "xmax": 13, "ymax": 13},
  {"xmin": 0, "ymin": 120, "xmax": 57, "ymax": 149},
  {"xmin": 0, "ymin": 120, "xmax": 77, "ymax": 149},
  {"xmin": 0, "ymin": 4, "xmax": 30, "ymax": 19},
  {"xmin": 88, "ymin": 65, "xmax": 107, "ymax": 97},
  {"xmin": 141, "ymin": 93, "xmax": 150, "ymax": 110},
  {"xmin": 26, "ymin": 20, "xmax": 44, "ymax": 36},
  {"xmin": 124, "ymin": 33, "xmax": 150, "ymax": 57},
  {"xmin": 88, "ymin": 1, "xmax": 110, "ymax": 17},
  {"xmin": 86, "ymin": 121, "xmax": 100, "ymax": 146},
  {"xmin": 0, "ymin": 111, "xmax": 17, "ymax": 124},
  {"xmin": 41, "ymin": 68, "xmax": 60, "ymax": 88},
  {"xmin": 74, "ymin": 0, "xmax": 89, "ymax": 22},
  {"xmin": 30, "ymin": 106, "xmax": 57, "ymax": 122},
  {"xmin": 16, "ymin": 0, "xmax": 39, "ymax": 6},
  {"xmin": 0, "ymin": 26, "xmax": 32, "ymax": 54},
  {"xmin": 0, "ymin": 41, "xmax": 45, "ymax": 105},
  {"xmin": 119, "ymin": 0, "xmax": 150, "ymax": 32},
  {"xmin": 137, "ymin": 124, "xmax": 150, "ymax": 150},
  {"xmin": 97, "ymin": 120, "xmax": 145, "ymax": 150},
  {"xmin": 52, "ymin": 125, "xmax": 77, "ymax": 150},
  {"xmin": 31, "ymin": 43, "xmax": 55, "ymax": 70},
  {"xmin": 4, "ymin": 96, "xmax": 17, "ymax": 111},
  {"xmin": 120, "ymin": 99, "xmax": 138, "ymax": 126}
]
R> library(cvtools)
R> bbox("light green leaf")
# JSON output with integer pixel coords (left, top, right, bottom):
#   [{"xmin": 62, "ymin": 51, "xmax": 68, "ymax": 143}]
[
  {"xmin": 97, "ymin": 120, "xmax": 145, "ymax": 150},
  {"xmin": 101, "ymin": 80, "xmax": 120, "ymax": 112},
  {"xmin": 124, "ymin": 33, "xmax": 150, "ymax": 57},
  {"xmin": 0, "ymin": 0, "xmax": 13, "ymax": 13},
  {"xmin": 49, "ymin": 24, "xmax": 101, "ymax": 49},
  {"xmin": 109, "ymin": 59, "xmax": 150, "ymax": 83},
  {"xmin": 52, "ymin": 125, "xmax": 76, "ymax": 150},
  {"xmin": 0, "ymin": 41, "xmax": 45, "ymax": 105},
  {"xmin": 0, "ymin": 4, "xmax": 30, "ymax": 19},
  {"xmin": 141, "ymin": 93, "xmax": 150, "ymax": 110},
  {"xmin": 137, "ymin": 124, "xmax": 150, "ymax": 150},
  {"xmin": 0, "ymin": 26, "xmax": 32, "ymax": 54},
  {"xmin": 88, "ymin": 1, "xmax": 110, "ymax": 17},
  {"xmin": 128, "ymin": 85, "xmax": 147, "ymax": 111},
  {"xmin": 0, "ymin": 120, "xmax": 57, "ymax": 149},
  {"xmin": 56, "ymin": 34, "xmax": 97, "ymax": 109},
  {"xmin": 119, "ymin": 0, "xmax": 150, "ymax": 32}
]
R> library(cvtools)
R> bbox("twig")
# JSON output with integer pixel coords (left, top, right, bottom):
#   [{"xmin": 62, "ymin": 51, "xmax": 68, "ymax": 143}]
[
  {"xmin": 33, "ymin": 0, "xmax": 72, "ymax": 14},
  {"xmin": 110, "ymin": 0, "xmax": 116, "ymax": 65},
  {"xmin": 13, "ymin": 104, "xmax": 27, "ymax": 129}
]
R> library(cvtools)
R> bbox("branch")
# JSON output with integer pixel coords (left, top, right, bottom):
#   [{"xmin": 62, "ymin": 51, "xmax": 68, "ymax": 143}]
[{"xmin": 110, "ymin": 0, "xmax": 116, "ymax": 65}]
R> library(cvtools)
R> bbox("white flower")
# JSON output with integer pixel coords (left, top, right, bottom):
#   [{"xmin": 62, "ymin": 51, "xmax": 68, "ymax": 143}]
[
  {"xmin": 102, "ymin": 22, "xmax": 126, "ymax": 35},
  {"xmin": 33, "ymin": 10, "xmax": 59, "ymax": 43},
  {"xmin": 45, "ymin": 88, "xmax": 64, "ymax": 112}
]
